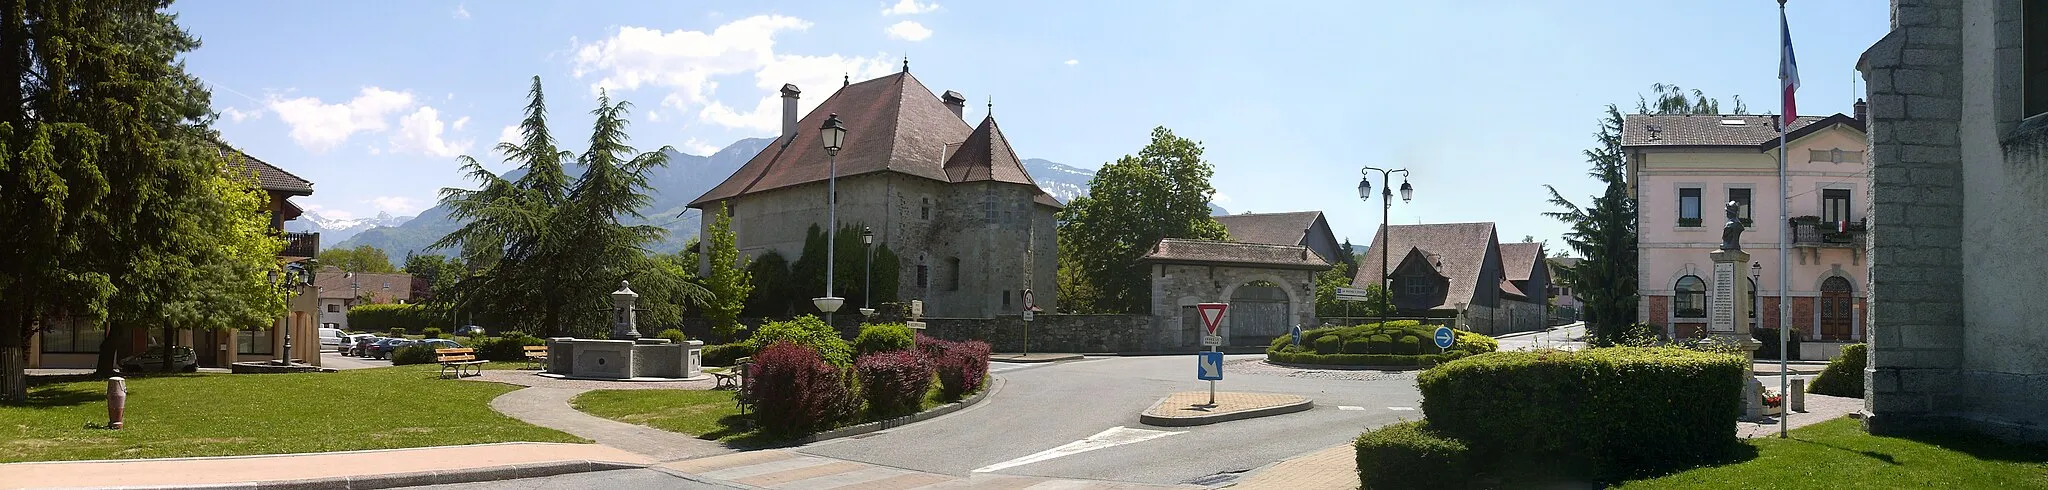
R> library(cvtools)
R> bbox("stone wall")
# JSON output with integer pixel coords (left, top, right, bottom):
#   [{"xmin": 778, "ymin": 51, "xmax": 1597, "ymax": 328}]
[
  {"xmin": 918, "ymin": 314, "xmax": 1154, "ymax": 353},
  {"xmin": 1460, "ymin": 300, "xmax": 1545, "ymax": 336},
  {"xmin": 1862, "ymin": 0, "xmax": 2048, "ymax": 443},
  {"xmin": 1148, "ymin": 263, "xmax": 1319, "ymax": 346}
]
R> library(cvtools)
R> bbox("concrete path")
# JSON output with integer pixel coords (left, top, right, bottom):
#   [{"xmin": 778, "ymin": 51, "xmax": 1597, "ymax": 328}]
[
  {"xmin": 0, "ymin": 443, "xmax": 650, "ymax": 489},
  {"xmin": 1737, "ymin": 393, "xmax": 1863, "ymax": 438},
  {"xmin": 489, "ymin": 386, "xmax": 734, "ymax": 462}
]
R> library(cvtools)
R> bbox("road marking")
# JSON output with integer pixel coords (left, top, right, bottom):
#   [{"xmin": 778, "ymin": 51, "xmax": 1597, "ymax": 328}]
[
  {"xmin": 971, "ymin": 426, "xmax": 1184, "ymax": 473},
  {"xmin": 1388, "ymin": 407, "xmax": 1416, "ymax": 411},
  {"xmin": 1338, "ymin": 406, "xmax": 1366, "ymax": 411}
]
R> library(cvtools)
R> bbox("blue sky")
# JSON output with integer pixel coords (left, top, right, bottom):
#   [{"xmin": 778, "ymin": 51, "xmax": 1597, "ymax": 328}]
[{"xmin": 175, "ymin": 0, "xmax": 1889, "ymax": 248}]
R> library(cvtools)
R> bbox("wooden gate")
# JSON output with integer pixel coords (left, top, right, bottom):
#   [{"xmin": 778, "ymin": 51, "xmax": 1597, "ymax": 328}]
[
  {"xmin": 1818, "ymin": 276, "xmax": 1854, "ymax": 340},
  {"xmin": 1229, "ymin": 284, "xmax": 1290, "ymax": 345}
]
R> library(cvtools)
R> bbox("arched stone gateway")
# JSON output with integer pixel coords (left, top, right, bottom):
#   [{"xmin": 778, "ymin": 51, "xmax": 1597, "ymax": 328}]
[
  {"xmin": 1227, "ymin": 281, "xmax": 1291, "ymax": 346},
  {"xmin": 1140, "ymin": 239, "xmax": 1331, "ymax": 351}
]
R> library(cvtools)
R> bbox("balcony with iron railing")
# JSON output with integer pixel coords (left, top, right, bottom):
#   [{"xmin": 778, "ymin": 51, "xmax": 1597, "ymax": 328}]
[
  {"xmin": 1789, "ymin": 216, "xmax": 1865, "ymax": 247},
  {"xmin": 281, "ymin": 231, "xmax": 319, "ymax": 258}
]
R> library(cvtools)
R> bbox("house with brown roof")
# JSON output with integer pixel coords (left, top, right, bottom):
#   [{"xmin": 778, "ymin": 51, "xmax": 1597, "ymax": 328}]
[
  {"xmin": 28, "ymin": 146, "xmax": 325, "ymax": 370},
  {"xmin": 313, "ymin": 266, "xmax": 415, "ymax": 331},
  {"xmin": 1139, "ymin": 238, "xmax": 1331, "ymax": 348},
  {"xmin": 689, "ymin": 68, "xmax": 1059, "ymax": 318},
  {"xmin": 1354, "ymin": 222, "xmax": 1547, "ymax": 335},
  {"xmin": 1215, "ymin": 211, "xmax": 1350, "ymax": 268}
]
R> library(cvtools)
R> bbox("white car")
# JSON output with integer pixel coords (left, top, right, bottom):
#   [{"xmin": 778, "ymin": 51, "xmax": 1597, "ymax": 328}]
[
  {"xmin": 319, "ymin": 327, "xmax": 344, "ymax": 348},
  {"xmin": 339, "ymin": 333, "xmax": 376, "ymax": 355}
]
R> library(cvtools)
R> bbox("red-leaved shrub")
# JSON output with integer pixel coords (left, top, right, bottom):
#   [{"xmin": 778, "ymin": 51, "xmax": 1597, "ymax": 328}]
[
  {"xmin": 932, "ymin": 339, "xmax": 991, "ymax": 401},
  {"xmin": 743, "ymin": 341, "xmax": 857, "ymax": 435},
  {"xmin": 855, "ymin": 350, "xmax": 933, "ymax": 418}
]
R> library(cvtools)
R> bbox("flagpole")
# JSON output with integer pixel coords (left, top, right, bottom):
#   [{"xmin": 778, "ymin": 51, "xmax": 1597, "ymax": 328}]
[{"xmin": 1777, "ymin": 0, "xmax": 1793, "ymax": 440}]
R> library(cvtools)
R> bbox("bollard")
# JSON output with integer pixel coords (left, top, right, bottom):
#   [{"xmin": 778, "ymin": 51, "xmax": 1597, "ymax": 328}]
[
  {"xmin": 1791, "ymin": 378, "xmax": 1806, "ymax": 412},
  {"xmin": 106, "ymin": 377, "xmax": 127, "ymax": 429}
]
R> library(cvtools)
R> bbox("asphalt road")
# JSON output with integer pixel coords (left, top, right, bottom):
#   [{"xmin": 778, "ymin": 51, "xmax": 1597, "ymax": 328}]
[
  {"xmin": 1495, "ymin": 322, "xmax": 1588, "ymax": 351},
  {"xmin": 407, "ymin": 468, "xmax": 728, "ymax": 489},
  {"xmin": 795, "ymin": 354, "xmax": 1421, "ymax": 486}
]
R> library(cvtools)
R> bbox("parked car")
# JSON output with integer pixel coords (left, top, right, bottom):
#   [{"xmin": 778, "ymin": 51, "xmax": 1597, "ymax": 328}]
[
  {"xmin": 414, "ymin": 339, "xmax": 463, "ymax": 351},
  {"xmin": 367, "ymin": 338, "xmax": 412, "ymax": 360},
  {"xmin": 351, "ymin": 336, "xmax": 389, "ymax": 357},
  {"xmin": 339, "ymin": 334, "xmax": 376, "ymax": 355},
  {"xmin": 318, "ymin": 327, "xmax": 343, "ymax": 348},
  {"xmin": 120, "ymin": 345, "xmax": 198, "ymax": 373}
]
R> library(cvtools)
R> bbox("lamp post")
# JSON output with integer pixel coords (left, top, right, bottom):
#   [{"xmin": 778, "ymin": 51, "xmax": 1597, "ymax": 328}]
[
  {"xmin": 269, "ymin": 263, "xmax": 313, "ymax": 366},
  {"xmin": 1750, "ymin": 262, "xmax": 1763, "ymax": 331},
  {"xmin": 813, "ymin": 114, "xmax": 849, "ymax": 323},
  {"xmin": 1357, "ymin": 167, "xmax": 1412, "ymax": 328},
  {"xmin": 860, "ymin": 226, "xmax": 876, "ymax": 318}
]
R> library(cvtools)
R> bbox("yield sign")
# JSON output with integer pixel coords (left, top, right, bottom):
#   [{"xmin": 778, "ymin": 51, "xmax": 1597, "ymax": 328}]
[{"xmin": 1196, "ymin": 303, "xmax": 1228, "ymax": 336}]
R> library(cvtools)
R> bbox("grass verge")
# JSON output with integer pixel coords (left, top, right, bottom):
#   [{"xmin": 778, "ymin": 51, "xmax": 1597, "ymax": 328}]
[
  {"xmin": 571, "ymin": 376, "xmax": 970, "ymax": 448},
  {"xmin": 1616, "ymin": 418, "xmax": 2048, "ymax": 489},
  {"xmin": 0, "ymin": 365, "xmax": 582, "ymax": 463}
]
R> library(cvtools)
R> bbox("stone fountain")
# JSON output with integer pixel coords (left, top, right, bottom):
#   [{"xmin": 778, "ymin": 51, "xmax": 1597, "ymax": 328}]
[{"xmin": 539, "ymin": 281, "xmax": 706, "ymax": 381}]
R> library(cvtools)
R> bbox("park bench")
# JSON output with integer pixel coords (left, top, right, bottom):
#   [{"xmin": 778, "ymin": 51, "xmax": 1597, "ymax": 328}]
[
  {"xmin": 436, "ymin": 348, "xmax": 488, "ymax": 378},
  {"xmin": 726, "ymin": 357, "xmax": 754, "ymax": 415},
  {"xmin": 523, "ymin": 345, "xmax": 549, "ymax": 369}
]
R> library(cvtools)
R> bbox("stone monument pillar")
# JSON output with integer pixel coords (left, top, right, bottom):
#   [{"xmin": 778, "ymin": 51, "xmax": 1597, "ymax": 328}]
[
  {"xmin": 611, "ymin": 281, "xmax": 641, "ymax": 341},
  {"xmin": 1710, "ymin": 201, "xmax": 1766, "ymax": 420}
]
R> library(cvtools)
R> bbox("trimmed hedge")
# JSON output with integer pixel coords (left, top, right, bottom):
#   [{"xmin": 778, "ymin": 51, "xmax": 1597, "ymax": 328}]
[
  {"xmin": 347, "ymin": 303, "xmax": 443, "ymax": 333},
  {"xmin": 1416, "ymin": 347, "xmax": 1746, "ymax": 478},
  {"xmin": 420, "ymin": 327, "xmax": 445, "ymax": 339},
  {"xmin": 1270, "ymin": 321, "xmax": 1494, "ymax": 367},
  {"xmin": 1267, "ymin": 350, "xmax": 1469, "ymax": 367},
  {"xmin": 853, "ymin": 323, "xmax": 916, "ymax": 356},
  {"xmin": 747, "ymin": 315, "xmax": 853, "ymax": 367},
  {"xmin": 703, "ymin": 343, "xmax": 756, "ymax": 367},
  {"xmin": 1753, "ymin": 327, "xmax": 1803, "ymax": 360},
  {"xmin": 655, "ymin": 328, "xmax": 690, "ymax": 344},
  {"xmin": 1355, "ymin": 420, "xmax": 1470, "ymax": 490},
  {"xmin": 476, "ymin": 335, "xmax": 546, "ymax": 362},
  {"xmin": 390, "ymin": 344, "xmax": 438, "ymax": 366},
  {"xmin": 855, "ymin": 349, "xmax": 933, "ymax": 418},
  {"xmin": 1807, "ymin": 343, "xmax": 1866, "ymax": 398},
  {"xmin": 743, "ymin": 342, "xmax": 857, "ymax": 435}
]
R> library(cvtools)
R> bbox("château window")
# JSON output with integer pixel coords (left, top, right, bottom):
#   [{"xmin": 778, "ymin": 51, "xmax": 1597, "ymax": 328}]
[
  {"xmin": 945, "ymin": 257, "xmax": 961, "ymax": 291},
  {"xmin": 1674, "ymin": 275, "xmax": 1706, "ymax": 318},
  {"xmin": 1404, "ymin": 274, "xmax": 1432, "ymax": 296},
  {"xmin": 1678, "ymin": 187, "xmax": 1702, "ymax": 227},
  {"xmin": 327, "ymin": 304, "xmax": 339, "ymax": 313},
  {"xmin": 920, "ymin": 197, "xmax": 931, "ymax": 220},
  {"xmin": 1728, "ymin": 188, "xmax": 1753, "ymax": 223},
  {"xmin": 916, "ymin": 265, "xmax": 929, "ymax": 288}
]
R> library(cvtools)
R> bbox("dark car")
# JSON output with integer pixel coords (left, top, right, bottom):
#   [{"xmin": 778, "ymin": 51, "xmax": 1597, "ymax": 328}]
[
  {"xmin": 366, "ymin": 338, "xmax": 411, "ymax": 360},
  {"xmin": 120, "ymin": 345, "xmax": 198, "ymax": 373},
  {"xmin": 348, "ymin": 336, "xmax": 386, "ymax": 357}
]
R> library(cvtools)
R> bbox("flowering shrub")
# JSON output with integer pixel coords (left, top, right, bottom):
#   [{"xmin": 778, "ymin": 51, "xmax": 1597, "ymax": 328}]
[
  {"xmin": 855, "ymin": 350, "xmax": 933, "ymax": 418},
  {"xmin": 743, "ymin": 342, "xmax": 857, "ymax": 435}
]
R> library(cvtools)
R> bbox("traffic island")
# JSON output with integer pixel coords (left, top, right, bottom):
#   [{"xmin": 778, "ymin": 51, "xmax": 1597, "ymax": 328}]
[{"xmin": 1138, "ymin": 391, "xmax": 1312, "ymax": 427}]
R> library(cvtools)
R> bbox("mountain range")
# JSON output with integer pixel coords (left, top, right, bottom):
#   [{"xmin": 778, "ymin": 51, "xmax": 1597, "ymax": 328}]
[
  {"xmin": 285, "ymin": 210, "xmax": 414, "ymax": 243},
  {"xmin": 331, "ymin": 138, "xmax": 1225, "ymax": 260}
]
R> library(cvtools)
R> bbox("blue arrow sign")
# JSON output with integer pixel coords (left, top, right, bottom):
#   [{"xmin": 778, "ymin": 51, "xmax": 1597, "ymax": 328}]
[
  {"xmin": 1290, "ymin": 325, "xmax": 1302, "ymax": 347},
  {"xmin": 1197, "ymin": 351, "xmax": 1223, "ymax": 381},
  {"xmin": 1434, "ymin": 326, "xmax": 1456, "ymax": 350}
]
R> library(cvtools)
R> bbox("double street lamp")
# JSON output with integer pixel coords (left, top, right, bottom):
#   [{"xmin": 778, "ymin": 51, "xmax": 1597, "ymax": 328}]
[
  {"xmin": 813, "ymin": 114, "xmax": 849, "ymax": 323},
  {"xmin": 268, "ymin": 263, "xmax": 315, "ymax": 366},
  {"xmin": 1358, "ymin": 167, "xmax": 1413, "ymax": 327},
  {"xmin": 860, "ymin": 226, "xmax": 877, "ymax": 318}
]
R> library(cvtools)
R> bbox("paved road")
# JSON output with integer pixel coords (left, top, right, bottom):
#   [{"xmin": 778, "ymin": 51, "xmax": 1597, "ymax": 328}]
[
  {"xmin": 407, "ymin": 468, "xmax": 730, "ymax": 490},
  {"xmin": 319, "ymin": 351, "xmax": 385, "ymax": 370},
  {"xmin": 795, "ymin": 354, "xmax": 1420, "ymax": 486},
  {"xmin": 1495, "ymin": 322, "xmax": 1587, "ymax": 351}
]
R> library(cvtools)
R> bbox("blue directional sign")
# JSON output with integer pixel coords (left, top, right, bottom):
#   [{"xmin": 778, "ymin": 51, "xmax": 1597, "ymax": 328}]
[
  {"xmin": 1290, "ymin": 325, "xmax": 1303, "ymax": 347},
  {"xmin": 1197, "ymin": 351, "xmax": 1224, "ymax": 381},
  {"xmin": 1434, "ymin": 326, "xmax": 1456, "ymax": 350}
]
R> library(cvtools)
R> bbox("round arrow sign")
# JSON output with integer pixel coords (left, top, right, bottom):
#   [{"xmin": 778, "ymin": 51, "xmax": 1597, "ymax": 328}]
[{"xmin": 1434, "ymin": 326, "xmax": 1456, "ymax": 350}]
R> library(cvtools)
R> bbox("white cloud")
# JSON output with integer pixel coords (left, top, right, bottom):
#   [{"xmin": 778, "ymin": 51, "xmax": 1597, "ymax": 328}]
[
  {"xmin": 885, "ymin": 21, "xmax": 932, "ymax": 41},
  {"xmin": 682, "ymin": 138, "xmax": 721, "ymax": 156},
  {"xmin": 1212, "ymin": 192, "xmax": 1233, "ymax": 206},
  {"xmin": 572, "ymin": 16, "xmax": 895, "ymax": 133},
  {"xmin": 1064, "ymin": 59, "xmax": 1079, "ymax": 66},
  {"xmin": 391, "ymin": 106, "xmax": 474, "ymax": 158},
  {"xmin": 452, "ymin": 116, "xmax": 470, "ymax": 131},
  {"xmin": 368, "ymin": 196, "xmax": 424, "ymax": 215},
  {"xmin": 881, "ymin": 0, "xmax": 939, "ymax": 15},
  {"xmin": 266, "ymin": 87, "xmax": 417, "ymax": 153},
  {"xmin": 452, "ymin": 3, "xmax": 470, "ymax": 19},
  {"xmin": 497, "ymin": 125, "xmax": 521, "ymax": 145},
  {"xmin": 646, "ymin": 111, "xmax": 662, "ymax": 122},
  {"xmin": 221, "ymin": 106, "xmax": 261, "ymax": 123}
]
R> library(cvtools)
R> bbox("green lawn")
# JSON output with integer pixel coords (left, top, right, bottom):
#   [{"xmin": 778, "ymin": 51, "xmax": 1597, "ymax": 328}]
[
  {"xmin": 0, "ymin": 365, "xmax": 582, "ymax": 463},
  {"xmin": 572, "ymin": 379, "xmax": 963, "ymax": 448},
  {"xmin": 1618, "ymin": 418, "xmax": 2048, "ymax": 488}
]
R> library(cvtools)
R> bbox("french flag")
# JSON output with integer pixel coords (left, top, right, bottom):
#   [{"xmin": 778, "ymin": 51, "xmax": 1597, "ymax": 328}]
[{"xmin": 1779, "ymin": 7, "xmax": 1799, "ymax": 130}]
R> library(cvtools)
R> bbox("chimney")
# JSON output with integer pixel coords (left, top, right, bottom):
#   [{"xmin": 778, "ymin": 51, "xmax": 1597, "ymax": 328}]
[
  {"xmin": 941, "ymin": 90, "xmax": 967, "ymax": 120},
  {"xmin": 780, "ymin": 84, "xmax": 801, "ymax": 140},
  {"xmin": 1853, "ymin": 98, "xmax": 1868, "ymax": 125}
]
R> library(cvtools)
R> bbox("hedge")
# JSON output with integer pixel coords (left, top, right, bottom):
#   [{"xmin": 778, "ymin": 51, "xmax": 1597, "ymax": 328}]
[
  {"xmin": 1267, "ymin": 350, "xmax": 1469, "ymax": 367},
  {"xmin": 655, "ymin": 328, "xmax": 690, "ymax": 344},
  {"xmin": 1355, "ymin": 420, "xmax": 1470, "ymax": 490},
  {"xmin": 1753, "ymin": 327, "xmax": 1803, "ymax": 360},
  {"xmin": 1272, "ymin": 321, "xmax": 1494, "ymax": 367},
  {"xmin": 420, "ymin": 327, "xmax": 445, "ymax": 339},
  {"xmin": 855, "ymin": 349, "xmax": 933, "ymax": 418},
  {"xmin": 1416, "ymin": 347, "xmax": 1746, "ymax": 478},
  {"xmin": 1807, "ymin": 343, "xmax": 1866, "ymax": 398},
  {"xmin": 391, "ymin": 344, "xmax": 438, "ymax": 366},
  {"xmin": 853, "ymin": 323, "xmax": 916, "ymax": 356},
  {"xmin": 476, "ymin": 335, "xmax": 546, "ymax": 362},
  {"xmin": 347, "ymin": 303, "xmax": 444, "ymax": 333},
  {"xmin": 747, "ymin": 315, "xmax": 853, "ymax": 367},
  {"xmin": 703, "ymin": 343, "xmax": 756, "ymax": 367},
  {"xmin": 743, "ymin": 342, "xmax": 857, "ymax": 435}
]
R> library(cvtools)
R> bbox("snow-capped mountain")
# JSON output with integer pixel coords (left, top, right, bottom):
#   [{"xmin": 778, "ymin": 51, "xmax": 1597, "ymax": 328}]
[
  {"xmin": 285, "ymin": 211, "xmax": 414, "ymax": 243},
  {"xmin": 1023, "ymin": 158, "xmax": 1229, "ymax": 216}
]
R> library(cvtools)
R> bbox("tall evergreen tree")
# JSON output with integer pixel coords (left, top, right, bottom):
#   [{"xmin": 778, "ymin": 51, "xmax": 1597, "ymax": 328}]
[{"xmin": 1056, "ymin": 127, "xmax": 1226, "ymax": 314}]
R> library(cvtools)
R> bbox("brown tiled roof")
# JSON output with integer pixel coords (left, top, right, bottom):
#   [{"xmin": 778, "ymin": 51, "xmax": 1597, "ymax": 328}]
[
  {"xmin": 1498, "ymin": 242, "xmax": 1544, "ymax": 281},
  {"xmin": 220, "ymin": 146, "xmax": 314, "ymax": 195},
  {"xmin": 1216, "ymin": 211, "xmax": 1322, "ymax": 247},
  {"xmin": 1355, "ymin": 222, "xmax": 1497, "ymax": 308},
  {"xmin": 1621, "ymin": 114, "xmax": 1831, "ymax": 148},
  {"xmin": 314, "ymin": 267, "xmax": 413, "ymax": 302},
  {"xmin": 945, "ymin": 115, "xmax": 1063, "ymax": 208},
  {"xmin": 690, "ymin": 71, "xmax": 1057, "ymax": 208},
  {"xmin": 1139, "ymin": 238, "xmax": 1332, "ymax": 271}
]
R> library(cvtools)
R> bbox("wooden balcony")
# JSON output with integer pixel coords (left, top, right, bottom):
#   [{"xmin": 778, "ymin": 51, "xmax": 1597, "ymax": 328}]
[{"xmin": 281, "ymin": 231, "xmax": 319, "ymax": 259}]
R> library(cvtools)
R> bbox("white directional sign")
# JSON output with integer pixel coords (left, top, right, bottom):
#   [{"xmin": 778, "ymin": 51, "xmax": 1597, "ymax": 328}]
[
  {"xmin": 1022, "ymin": 310, "xmax": 1035, "ymax": 322},
  {"xmin": 1202, "ymin": 335, "xmax": 1223, "ymax": 347},
  {"xmin": 1335, "ymin": 287, "xmax": 1372, "ymax": 301}
]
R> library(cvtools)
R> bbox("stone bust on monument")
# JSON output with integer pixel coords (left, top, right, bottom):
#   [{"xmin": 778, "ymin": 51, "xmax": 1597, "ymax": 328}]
[{"xmin": 1720, "ymin": 200, "xmax": 1745, "ymax": 252}]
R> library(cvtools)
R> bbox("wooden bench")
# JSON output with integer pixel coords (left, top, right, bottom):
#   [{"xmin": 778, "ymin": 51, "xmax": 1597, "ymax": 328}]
[
  {"xmin": 523, "ymin": 345, "xmax": 549, "ymax": 369},
  {"xmin": 436, "ymin": 348, "xmax": 488, "ymax": 378},
  {"xmin": 728, "ymin": 358, "xmax": 754, "ymax": 414}
]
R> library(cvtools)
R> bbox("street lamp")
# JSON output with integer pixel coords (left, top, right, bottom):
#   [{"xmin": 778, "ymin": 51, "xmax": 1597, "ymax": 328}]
[
  {"xmin": 813, "ymin": 114, "xmax": 849, "ymax": 321},
  {"xmin": 1358, "ymin": 167, "xmax": 1412, "ymax": 328},
  {"xmin": 1751, "ymin": 262, "xmax": 1763, "ymax": 330},
  {"xmin": 860, "ymin": 226, "xmax": 877, "ymax": 318},
  {"xmin": 268, "ymin": 263, "xmax": 314, "ymax": 366}
]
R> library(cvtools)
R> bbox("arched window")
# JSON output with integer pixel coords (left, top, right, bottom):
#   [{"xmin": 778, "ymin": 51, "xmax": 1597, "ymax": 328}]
[{"xmin": 1674, "ymin": 275, "xmax": 1706, "ymax": 318}]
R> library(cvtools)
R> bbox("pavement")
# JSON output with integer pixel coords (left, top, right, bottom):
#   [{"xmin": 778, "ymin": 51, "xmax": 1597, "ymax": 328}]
[
  {"xmin": 488, "ymin": 385, "xmax": 734, "ymax": 462},
  {"xmin": 1494, "ymin": 322, "xmax": 1589, "ymax": 351},
  {"xmin": 0, "ymin": 443, "xmax": 651, "ymax": 489},
  {"xmin": 1225, "ymin": 444, "xmax": 1356, "ymax": 490},
  {"xmin": 1138, "ymin": 391, "xmax": 1313, "ymax": 427}
]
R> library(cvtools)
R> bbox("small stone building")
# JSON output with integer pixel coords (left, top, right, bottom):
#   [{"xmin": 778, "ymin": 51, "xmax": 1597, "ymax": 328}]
[{"xmin": 1140, "ymin": 238, "xmax": 1331, "ymax": 348}]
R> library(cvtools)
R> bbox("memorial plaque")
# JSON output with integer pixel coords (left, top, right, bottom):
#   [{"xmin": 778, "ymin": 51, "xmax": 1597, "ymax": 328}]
[{"xmin": 1710, "ymin": 262, "xmax": 1736, "ymax": 332}]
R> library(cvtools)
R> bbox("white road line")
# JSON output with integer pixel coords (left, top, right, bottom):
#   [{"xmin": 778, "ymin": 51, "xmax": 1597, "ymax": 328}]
[
  {"xmin": 1337, "ymin": 406, "xmax": 1366, "ymax": 411},
  {"xmin": 1388, "ymin": 407, "xmax": 1416, "ymax": 411},
  {"xmin": 971, "ymin": 426, "xmax": 1184, "ymax": 473}
]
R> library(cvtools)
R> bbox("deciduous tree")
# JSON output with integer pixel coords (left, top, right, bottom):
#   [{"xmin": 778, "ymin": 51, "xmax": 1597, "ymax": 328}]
[
  {"xmin": 322, "ymin": 244, "xmax": 397, "ymax": 273},
  {"xmin": 1056, "ymin": 127, "xmax": 1226, "ymax": 314}
]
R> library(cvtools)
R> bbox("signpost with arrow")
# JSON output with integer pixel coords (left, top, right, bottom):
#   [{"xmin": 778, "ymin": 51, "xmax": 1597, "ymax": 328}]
[{"xmin": 1195, "ymin": 303, "xmax": 1228, "ymax": 407}]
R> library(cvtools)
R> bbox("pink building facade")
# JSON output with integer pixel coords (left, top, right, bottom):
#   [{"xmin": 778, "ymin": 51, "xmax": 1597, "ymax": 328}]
[{"xmin": 1624, "ymin": 112, "xmax": 1869, "ymax": 356}]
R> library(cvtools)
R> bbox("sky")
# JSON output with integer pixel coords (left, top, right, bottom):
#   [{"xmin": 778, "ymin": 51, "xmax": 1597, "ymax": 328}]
[{"xmin": 174, "ymin": 0, "xmax": 1891, "ymax": 249}]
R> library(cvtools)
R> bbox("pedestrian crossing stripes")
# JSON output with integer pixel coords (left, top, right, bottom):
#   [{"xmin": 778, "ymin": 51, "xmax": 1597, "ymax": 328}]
[{"xmin": 660, "ymin": 450, "xmax": 1190, "ymax": 489}]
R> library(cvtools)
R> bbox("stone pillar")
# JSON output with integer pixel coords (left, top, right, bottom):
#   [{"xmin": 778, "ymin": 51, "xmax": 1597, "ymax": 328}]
[
  {"xmin": 611, "ymin": 281, "xmax": 641, "ymax": 341},
  {"xmin": 1710, "ymin": 249, "xmax": 1765, "ymax": 420}
]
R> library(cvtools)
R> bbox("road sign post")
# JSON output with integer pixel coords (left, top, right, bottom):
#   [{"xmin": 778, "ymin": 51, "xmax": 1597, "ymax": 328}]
[
  {"xmin": 1434, "ymin": 325, "xmax": 1456, "ymax": 355},
  {"xmin": 1196, "ymin": 303, "xmax": 1229, "ymax": 407},
  {"xmin": 1022, "ymin": 289, "xmax": 1034, "ymax": 357}
]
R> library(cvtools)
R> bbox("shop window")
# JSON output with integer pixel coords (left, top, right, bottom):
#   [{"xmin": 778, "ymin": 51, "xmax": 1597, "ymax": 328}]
[
  {"xmin": 37, "ymin": 317, "xmax": 104, "ymax": 354},
  {"xmin": 238, "ymin": 328, "xmax": 274, "ymax": 355}
]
